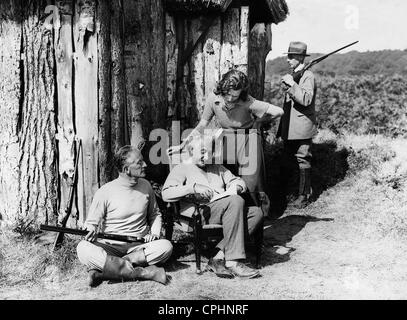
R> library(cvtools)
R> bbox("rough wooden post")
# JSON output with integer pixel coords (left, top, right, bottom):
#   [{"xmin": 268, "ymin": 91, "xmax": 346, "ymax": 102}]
[
  {"xmin": 190, "ymin": 18, "xmax": 205, "ymax": 121},
  {"xmin": 248, "ymin": 23, "xmax": 272, "ymax": 100},
  {"xmin": 97, "ymin": 0, "xmax": 112, "ymax": 185},
  {"xmin": 203, "ymin": 15, "xmax": 222, "ymax": 128},
  {"xmin": 0, "ymin": 0, "xmax": 23, "ymax": 226},
  {"xmin": 239, "ymin": 6, "xmax": 249, "ymax": 74},
  {"xmin": 220, "ymin": 8, "xmax": 240, "ymax": 76},
  {"xmin": 123, "ymin": 0, "xmax": 147, "ymax": 150},
  {"xmin": 73, "ymin": 0, "xmax": 99, "ymax": 224},
  {"xmin": 18, "ymin": 1, "xmax": 58, "ymax": 227},
  {"xmin": 166, "ymin": 13, "xmax": 178, "ymax": 119},
  {"xmin": 111, "ymin": 0, "xmax": 127, "ymax": 155},
  {"xmin": 150, "ymin": 0, "xmax": 167, "ymax": 131},
  {"xmin": 203, "ymin": 16, "xmax": 222, "ymax": 101},
  {"xmin": 54, "ymin": 0, "xmax": 78, "ymax": 227}
]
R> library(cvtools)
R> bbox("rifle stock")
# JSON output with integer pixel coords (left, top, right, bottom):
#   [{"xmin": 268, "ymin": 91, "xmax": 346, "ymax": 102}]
[{"xmin": 42, "ymin": 224, "xmax": 144, "ymax": 243}]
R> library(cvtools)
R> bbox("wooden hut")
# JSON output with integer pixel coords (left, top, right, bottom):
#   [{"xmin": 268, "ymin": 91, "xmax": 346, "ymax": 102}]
[
  {"xmin": 164, "ymin": 0, "xmax": 289, "ymax": 128},
  {"xmin": 0, "ymin": 0, "xmax": 288, "ymax": 230}
]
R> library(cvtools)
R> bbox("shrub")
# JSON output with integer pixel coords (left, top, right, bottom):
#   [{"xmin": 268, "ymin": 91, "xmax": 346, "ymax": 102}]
[{"xmin": 264, "ymin": 74, "xmax": 407, "ymax": 138}]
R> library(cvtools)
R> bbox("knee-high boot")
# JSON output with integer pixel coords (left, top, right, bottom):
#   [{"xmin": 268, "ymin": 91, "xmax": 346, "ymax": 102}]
[
  {"xmin": 123, "ymin": 248, "xmax": 148, "ymax": 267},
  {"xmin": 292, "ymin": 168, "xmax": 311, "ymax": 209},
  {"xmin": 88, "ymin": 255, "xmax": 168, "ymax": 287}
]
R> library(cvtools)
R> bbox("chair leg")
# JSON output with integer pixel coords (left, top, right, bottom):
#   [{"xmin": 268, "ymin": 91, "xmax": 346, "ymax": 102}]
[
  {"xmin": 193, "ymin": 214, "xmax": 203, "ymax": 274},
  {"xmin": 254, "ymin": 220, "xmax": 264, "ymax": 269},
  {"xmin": 164, "ymin": 204, "xmax": 174, "ymax": 241}
]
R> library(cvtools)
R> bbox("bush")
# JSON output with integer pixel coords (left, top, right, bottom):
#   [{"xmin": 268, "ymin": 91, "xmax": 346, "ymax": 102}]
[{"xmin": 264, "ymin": 74, "xmax": 407, "ymax": 138}]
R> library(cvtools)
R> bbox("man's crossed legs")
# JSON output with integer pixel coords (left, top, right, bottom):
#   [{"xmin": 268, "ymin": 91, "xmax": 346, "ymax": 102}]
[{"xmin": 77, "ymin": 239, "xmax": 173, "ymax": 287}]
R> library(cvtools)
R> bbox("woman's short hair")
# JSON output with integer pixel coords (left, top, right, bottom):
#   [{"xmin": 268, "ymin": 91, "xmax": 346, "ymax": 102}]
[
  {"xmin": 114, "ymin": 145, "xmax": 141, "ymax": 172},
  {"xmin": 186, "ymin": 134, "xmax": 214, "ymax": 156},
  {"xmin": 214, "ymin": 69, "xmax": 249, "ymax": 101}
]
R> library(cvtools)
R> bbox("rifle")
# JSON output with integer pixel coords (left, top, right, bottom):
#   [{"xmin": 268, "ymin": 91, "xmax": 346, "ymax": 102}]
[
  {"xmin": 41, "ymin": 224, "xmax": 144, "ymax": 243},
  {"xmin": 52, "ymin": 139, "xmax": 82, "ymax": 251},
  {"xmin": 291, "ymin": 41, "xmax": 359, "ymax": 83}
]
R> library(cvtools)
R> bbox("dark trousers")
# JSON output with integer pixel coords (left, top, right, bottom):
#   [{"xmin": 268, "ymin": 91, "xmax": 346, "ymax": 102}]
[
  {"xmin": 203, "ymin": 195, "xmax": 263, "ymax": 261},
  {"xmin": 280, "ymin": 139, "xmax": 312, "ymax": 197},
  {"xmin": 283, "ymin": 139, "xmax": 312, "ymax": 170}
]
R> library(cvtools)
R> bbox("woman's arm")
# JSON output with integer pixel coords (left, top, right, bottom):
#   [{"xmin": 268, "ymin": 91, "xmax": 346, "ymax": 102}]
[
  {"xmin": 183, "ymin": 119, "xmax": 209, "ymax": 144},
  {"xmin": 249, "ymin": 97, "xmax": 284, "ymax": 120},
  {"xmin": 250, "ymin": 99, "xmax": 284, "ymax": 130},
  {"xmin": 167, "ymin": 119, "xmax": 209, "ymax": 155},
  {"xmin": 264, "ymin": 104, "xmax": 284, "ymax": 119}
]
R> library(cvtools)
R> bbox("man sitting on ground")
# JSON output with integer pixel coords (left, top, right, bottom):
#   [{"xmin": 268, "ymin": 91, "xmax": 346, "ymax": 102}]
[
  {"xmin": 162, "ymin": 135, "xmax": 262, "ymax": 279},
  {"xmin": 76, "ymin": 146, "xmax": 173, "ymax": 287}
]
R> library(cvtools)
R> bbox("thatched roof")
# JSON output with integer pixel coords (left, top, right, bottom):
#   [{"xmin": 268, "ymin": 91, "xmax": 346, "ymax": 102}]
[
  {"xmin": 164, "ymin": 0, "xmax": 232, "ymax": 13},
  {"xmin": 263, "ymin": 0, "xmax": 289, "ymax": 24},
  {"xmin": 164, "ymin": 0, "xmax": 289, "ymax": 24}
]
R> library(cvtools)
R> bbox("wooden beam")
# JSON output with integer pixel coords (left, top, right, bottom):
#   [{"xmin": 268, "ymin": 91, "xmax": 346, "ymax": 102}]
[
  {"xmin": 54, "ymin": 0, "xmax": 78, "ymax": 226},
  {"xmin": 166, "ymin": 13, "xmax": 178, "ymax": 118},
  {"xmin": 97, "ymin": 0, "xmax": 112, "ymax": 185},
  {"xmin": 248, "ymin": 23, "xmax": 272, "ymax": 99},
  {"xmin": 111, "ymin": 0, "xmax": 127, "ymax": 153},
  {"xmin": 123, "ymin": 0, "xmax": 148, "ymax": 150},
  {"xmin": 73, "ymin": 0, "xmax": 99, "ymax": 224},
  {"xmin": 220, "ymin": 7, "xmax": 240, "ymax": 76}
]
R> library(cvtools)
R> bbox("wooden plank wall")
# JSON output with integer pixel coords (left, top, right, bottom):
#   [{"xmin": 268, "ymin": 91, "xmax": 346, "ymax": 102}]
[
  {"xmin": 0, "ymin": 1, "xmax": 270, "ymax": 226},
  {"xmin": 166, "ymin": 6, "xmax": 250, "ymax": 130}
]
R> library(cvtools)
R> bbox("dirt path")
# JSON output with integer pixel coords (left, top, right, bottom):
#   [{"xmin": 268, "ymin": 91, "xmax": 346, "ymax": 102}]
[{"xmin": 2, "ymin": 190, "xmax": 406, "ymax": 300}]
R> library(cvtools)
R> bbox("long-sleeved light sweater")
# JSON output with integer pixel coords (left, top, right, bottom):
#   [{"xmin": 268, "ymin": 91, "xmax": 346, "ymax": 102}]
[
  {"xmin": 85, "ymin": 176, "xmax": 162, "ymax": 238},
  {"xmin": 161, "ymin": 163, "xmax": 246, "ymax": 219}
]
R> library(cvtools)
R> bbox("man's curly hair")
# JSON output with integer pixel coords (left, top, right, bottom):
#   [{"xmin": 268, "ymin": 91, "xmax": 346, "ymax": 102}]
[
  {"xmin": 214, "ymin": 69, "xmax": 250, "ymax": 101},
  {"xmin": 114, "ymin": 145, "xmax": 141, "ymax": 172}
]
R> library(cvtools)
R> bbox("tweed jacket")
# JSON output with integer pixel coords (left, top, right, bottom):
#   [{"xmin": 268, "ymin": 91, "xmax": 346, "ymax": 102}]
[{"xmin": 277, "ymin": 70, "xmax": 317, "ymax": 140}]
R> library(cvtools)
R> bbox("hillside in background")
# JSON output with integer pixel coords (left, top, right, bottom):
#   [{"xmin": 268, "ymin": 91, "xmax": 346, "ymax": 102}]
[
  {"xmin": 266, "ymin": 49, "xmax": 407, "ymax": 77},
  {"xmin": 264, "ymin": 49, "xmax": 407, "ymax": 138}
]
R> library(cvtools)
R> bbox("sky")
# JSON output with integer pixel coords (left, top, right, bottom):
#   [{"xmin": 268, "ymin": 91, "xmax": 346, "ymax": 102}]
[{"xmin": 267, "ymin": 0, "xmax": 407, "ymax": 60}]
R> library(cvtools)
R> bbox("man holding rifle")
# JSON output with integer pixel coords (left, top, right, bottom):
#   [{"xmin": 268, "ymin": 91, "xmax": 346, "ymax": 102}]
[
  {"xmin": 277, "ymin": 41, "xmax": 317, "ymax": 209},
  {"xmin": 76, "ymin": 146, "xmax": 173, "ymax": 287}
]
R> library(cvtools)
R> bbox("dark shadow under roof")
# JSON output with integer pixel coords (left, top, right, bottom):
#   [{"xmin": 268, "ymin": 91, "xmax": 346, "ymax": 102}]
[{"xmin": 164, "ymin": 0, "xmax": 289, "ymax": 24}]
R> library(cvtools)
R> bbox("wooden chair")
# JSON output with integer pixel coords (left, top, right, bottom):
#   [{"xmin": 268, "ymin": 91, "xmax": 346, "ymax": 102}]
[{"xmin": 155, "ymin": 147, "xmax": 263, "ymax": 274}]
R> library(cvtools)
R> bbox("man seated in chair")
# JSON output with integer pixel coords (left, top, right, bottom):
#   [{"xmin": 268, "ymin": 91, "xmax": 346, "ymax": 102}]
[
  {"xmin": 162, "ymin": 135, "xmax": 263, "ymax": 279},
  {"xmin": 76, "ymin": 146, "xmax": 173, "ymax": 287}
]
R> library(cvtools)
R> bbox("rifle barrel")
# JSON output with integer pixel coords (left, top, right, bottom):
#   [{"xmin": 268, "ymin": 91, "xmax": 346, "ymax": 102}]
[
  {"xmin": 41, "ymin": 224, "xmax": 143, "ymax": 243},
  {"xmin": 310, "ymin": 41, "xmax": 359, "ymax": 66}
]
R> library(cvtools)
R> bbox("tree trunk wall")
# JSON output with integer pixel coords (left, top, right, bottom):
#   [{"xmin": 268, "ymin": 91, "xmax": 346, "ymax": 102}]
[
  {"xmin": 0, "ymin": 0, "xmax": 60, "ymax": 229},
  {"xmin": 0, "ymin": 1, "xmax": 271, "ymax": 228}
]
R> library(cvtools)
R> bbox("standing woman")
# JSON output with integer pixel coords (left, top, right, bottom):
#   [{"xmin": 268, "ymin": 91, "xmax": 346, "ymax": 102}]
[{"xmin": 170, "ymin": 69, "xmax": 283, "ymax": 211}]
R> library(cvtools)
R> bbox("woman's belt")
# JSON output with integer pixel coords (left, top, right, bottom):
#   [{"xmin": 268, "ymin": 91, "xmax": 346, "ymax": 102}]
[{"xmin": 224, "ymin": 128, "xmax": 256, "ymax": 135}]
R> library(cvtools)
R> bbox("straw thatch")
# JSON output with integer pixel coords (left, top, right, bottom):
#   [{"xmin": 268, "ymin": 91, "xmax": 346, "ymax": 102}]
[
  {"xmin": 264, "ymin": 0, "xmax": 289, "ymax": 24},
  {"xmin": 164, "ymin": 0, "xmax": 230, "ymax": 13},
  {"xmin": 164, "ymin": 0, "xmax": 289, "ymax": 24}
]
